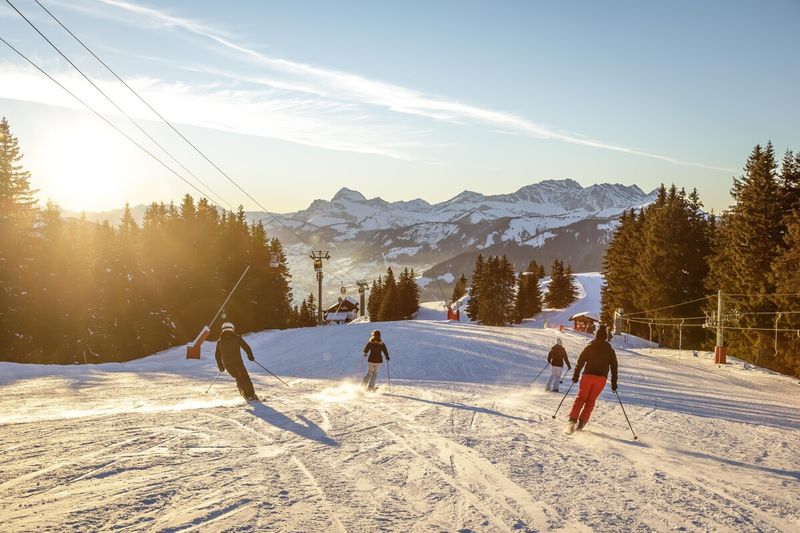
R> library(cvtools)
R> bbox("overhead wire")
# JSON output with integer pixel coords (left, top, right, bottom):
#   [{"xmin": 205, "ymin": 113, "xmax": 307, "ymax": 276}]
[
  {"xmin": 5, "ymin": 0, "xmax": 235, "ymax": 212},
  {"xmin": 13, "ymin": 0, "xmax": 359, "ymax": 289},
  {"xmin": 621, "ymin": 295, "xmax": 714, "ymax": 317},
  {"xmin": 0, "ymin": 35, "xmax": 227, "ymax": 206}
]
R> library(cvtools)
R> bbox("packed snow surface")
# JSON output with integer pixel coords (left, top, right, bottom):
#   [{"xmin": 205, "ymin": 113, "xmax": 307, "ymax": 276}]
[{"xmin": 1, "ymin": 275, "xmax": 798, "ymax": 531}]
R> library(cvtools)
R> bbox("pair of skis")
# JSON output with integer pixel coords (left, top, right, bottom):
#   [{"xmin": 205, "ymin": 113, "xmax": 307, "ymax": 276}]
[{"xmin": 550, "ymin": 381, "xmax": 638, "ymax": 440}]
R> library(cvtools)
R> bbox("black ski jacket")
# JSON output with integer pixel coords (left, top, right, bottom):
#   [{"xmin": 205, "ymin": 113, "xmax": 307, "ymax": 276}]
[
  {"xmin": 215, "ymin": 331, "xmax": 254, "ymax": 372},
  {"xmin": 573, "ymin": 339, "xmax": 618, "ymax": 389},
  {"xmin": 547, "ymin": 345, "xmax": 571, "ymax": 368},
  {"xmin": 363, "ymin": 340, "xmax": 389, "ymax": 363}
]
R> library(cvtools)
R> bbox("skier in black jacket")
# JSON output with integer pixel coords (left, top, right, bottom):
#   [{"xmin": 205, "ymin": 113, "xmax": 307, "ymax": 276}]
[
  {"xmin": 545, "ymin": 338, "xmax": 571, "ymax": 392},
  {"xmin": 215, "ymin": 322, "xmax": 258, "ymax": 401},
  {"xmin": 362, "ymin": 330, "xmax": 389, "ymax": 392},
  {"xmin": 567, "ymin": 325, "xmax": 618, "ymax": 432}
]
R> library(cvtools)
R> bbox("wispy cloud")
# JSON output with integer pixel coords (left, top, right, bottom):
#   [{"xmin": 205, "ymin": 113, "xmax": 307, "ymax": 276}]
[
  {"xmin": 5, "ymin": 0, "xmax": 735, "ymax": 172},
  {"xmin": 0, "ymin": 62, "xmax": 423, "ymax": 160},
  {"xmin": 85, "ymin": 0, "xmax": 736, "ymax": 172}
]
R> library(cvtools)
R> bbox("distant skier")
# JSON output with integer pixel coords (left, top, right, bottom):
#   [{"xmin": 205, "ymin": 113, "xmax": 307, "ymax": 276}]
[
  {"xmin": 566, "ymin": 324, "xmax": 618, "ymax": 433},
  {"xmin": 215, "ymin": 322, "xmax": 258, "ymax": 402},
  {"xmin": 362, "ymin": 330, "xmax": 389, "ymax": 392},
  {"xmin": 545, "ymin": 338, "xmax": 571, "ymax": 392}
]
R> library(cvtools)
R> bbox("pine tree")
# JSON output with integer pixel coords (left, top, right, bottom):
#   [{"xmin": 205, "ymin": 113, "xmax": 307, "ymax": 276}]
[
  {"xmin": 772, "ymin": 209, "xmax": 800, "ymax": 375},
  {"xmin": 564, "ymin": 264, "xmax": 579, "ymax": 305},
  {"xmin": 545, "ymin": 260, "xmax": 564, "ymax": 308},
  {"xmin": 377, "ymin": 267, "xmax": 400, "ymax": 321},
  {"xmin": 0, "ymin": 118, "xmax": 39, "ymax": 358},
  {"xmin": 466, "ymin": 254, "xmax": 485, "ymax": 321},
  {"xmin": 367, "ymin": 276, "xmax": 383, "ymax": 320},
  {"xmin": 514, "ymin": 260, "xmax": 544, "ymax": 322},
  {"xmin": 0, "ymin": 117, "xmax": 38, "ymax": 225},
  {"xmin": 451, "ymin": 273, "xmax": 468, "ymax": 302},
  {"xmin": 476, "ymin": 256, "xmax": 516, "ymax": 326},
  {"xmin": 396, "ymin": 267, "xmax": 420, "ymax": 318},
  {"xmin": 707, "ymin": 142, "xmax": 785, "ymax": 366},
  {"xmin": 298, "ymin": 299, "xmax": 311, "ymax": 327},
  {"xmin": 779, "ymin": 149, "xmax": 800, "ymax": 217}
]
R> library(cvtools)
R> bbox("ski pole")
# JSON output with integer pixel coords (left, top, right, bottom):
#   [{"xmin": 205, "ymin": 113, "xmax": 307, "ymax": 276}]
[
  {"xmin": 615, "ymin": 390, "xmax": 638, "ymax": 440},
  {"xmin": 560, "ymin": 366, "xmax": 570, "ymax": 384},
  {"xmin": 551, "ymin": 380, "xmax": 575, "ymax": 419},
  {"xmin": 252, "ymin": 359, "xmax": 291, "ymax": 387},
  {"xmin": 386, "ymin": 359, "xmax": 391, "ymax": 388},
  {"xmin": 530, "ymin": 362, "xmax": 550, "ymax": 387},
  {"xmin": 205, "ymin": 371, "xmax": 221, "ymax": 394}
]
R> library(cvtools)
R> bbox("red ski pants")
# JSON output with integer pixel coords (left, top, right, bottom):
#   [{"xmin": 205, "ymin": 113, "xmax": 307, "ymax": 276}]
[{"xmin": 569, "ymin": 374, "xmax": 607, "ymax": 423}]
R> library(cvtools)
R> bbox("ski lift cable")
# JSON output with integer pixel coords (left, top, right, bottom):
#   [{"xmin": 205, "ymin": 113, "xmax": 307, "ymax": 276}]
[
  {"xmin": 5, "ymin": 0, "xmax": 235, "ymax": 212},
  {"xmin": 17, "ymin": 0, "xmax": 360, "ymax": 289},
  {"xmin": 433, "ymin": 277, "xmax": 449, "ymax": 306},
  {"xmin": 723, "ymin": 293, "xmax": 800, "ymax": 298},
  {"xmin": 34, "ymin": 0, "xmax": 425, "ymax": 292},
  {"xmin": 30, "ymin": 0, "xmax": 359, "ymax": 287},
  {"xmin": 622, "ymin": 296, "xmax": 714, "ymax": 317},
  {"xmin": 13, "ymin": 0, "xmax": 438, "ymax": 293},
  {"xmin": 0, "ymin": 36, "xmax": 228, "ymax": 208}
]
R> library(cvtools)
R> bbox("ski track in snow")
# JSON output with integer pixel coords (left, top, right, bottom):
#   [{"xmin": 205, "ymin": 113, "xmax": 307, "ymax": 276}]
[{"xmin": 1, "ymin": 274, "xmax": 799, "ymax": 532}]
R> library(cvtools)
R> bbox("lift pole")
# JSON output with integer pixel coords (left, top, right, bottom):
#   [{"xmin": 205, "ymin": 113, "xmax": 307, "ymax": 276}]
[
  {"xmin": 310, "ymin": 251, "xmax": 330, "ymax": 325},
  {"xmin": 356, "ymin": 279, "xmax": 369, "ymax": 317}
]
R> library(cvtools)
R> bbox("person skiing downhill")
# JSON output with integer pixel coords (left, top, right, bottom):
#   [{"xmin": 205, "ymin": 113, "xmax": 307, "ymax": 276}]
[
  {"xmin": 546, "ymin": 338, "xmax": 571, "ymax": 392},
  {"xmin": 215, "ymin": 322, "xmax": 258, "ymax": 401},
  {"xmin": 567, "ymin": 324, "xmax": 618, "ymax": 433},
  {"xmin": 362, "ymin": 330, "xmax": 389, "ymax": 392}
]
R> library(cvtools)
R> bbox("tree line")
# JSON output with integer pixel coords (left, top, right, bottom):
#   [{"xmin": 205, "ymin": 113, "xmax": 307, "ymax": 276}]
[
  {"xmin": 0, "ymin": 117, "xmax": 294, "ymax": 363},
  {"xmin": 463, "ymin": 255, "xmax": 577, "ymax": 326},
  {"xmin": 602, "ymin": 141, "xmax": 800, "ymax": 376},
  {"xmin": 367, "ymin": 267, "xmax": 421, "ymax": 321}
]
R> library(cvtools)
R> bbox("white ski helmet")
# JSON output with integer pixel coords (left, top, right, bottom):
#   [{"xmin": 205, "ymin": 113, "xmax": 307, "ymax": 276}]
[
  {"xmin": 556, "ymin": 338, "xmax": 562, "ymax": 346},
  {"xmin": 221, "ymin": 322, "xmax": 235, "ymax": 333}
]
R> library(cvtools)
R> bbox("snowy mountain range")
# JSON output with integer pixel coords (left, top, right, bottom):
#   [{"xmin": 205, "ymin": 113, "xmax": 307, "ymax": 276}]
[
  {"xmin": 250, "ymin": 179, "xmax": 656, "ymax": 298},
  {"xmin": 64, "ymin": 179, "xmax": 657, "ymax": 300}
]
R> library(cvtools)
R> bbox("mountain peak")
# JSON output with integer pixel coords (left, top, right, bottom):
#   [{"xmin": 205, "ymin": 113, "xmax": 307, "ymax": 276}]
[{"xmin": 332, "ymin": 187, "xmax": 366, "ymax": 202}]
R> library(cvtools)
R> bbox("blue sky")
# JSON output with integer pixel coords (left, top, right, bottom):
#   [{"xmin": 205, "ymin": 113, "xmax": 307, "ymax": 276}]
[{"xmin": 1, "ymin": 0, "xmax": 798, "ymax": 212}]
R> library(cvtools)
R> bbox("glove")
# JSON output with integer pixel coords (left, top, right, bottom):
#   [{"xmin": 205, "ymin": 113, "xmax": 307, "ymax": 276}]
[
  {"xmin": 572, "ymin": 377, "xmax": 578, "ymax": 384},
  {"xmin": 386, "ymin": 356, "xmax": 391, "ymax": 361},
  {"xmin": 218, "ymin": 366, "xmax": 225, "ymax": 372},
  {"xmin": 612, "ymin": 385, "xmax": 618, "ymax": 393},
  {"xmin": 248, "ymin": 356, "xmax": 255, "ymax": 362}
]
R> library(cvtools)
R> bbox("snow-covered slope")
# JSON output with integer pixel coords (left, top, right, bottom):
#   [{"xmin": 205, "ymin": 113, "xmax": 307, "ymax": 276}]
[{"xmin": 2, "ymin": 276, "xmax": 798, "ymax": 532}]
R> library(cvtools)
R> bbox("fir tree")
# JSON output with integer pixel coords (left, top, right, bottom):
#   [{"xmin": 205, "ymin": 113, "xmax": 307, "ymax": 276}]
[
  {"xmin": 367, "ymin": 276, "xmax": 383, "ymax": 320},
  {"xmin": 514, "ymin": 260, "xmax": 544, "ymax": 322},
  {"xmin": 451, "ymin": 273, "xmax": 468, "ymax": 302},
  {"xmin": 397, "ymin": 267, "xmax": 420, "ymax": 318},
  {"xmin": 466, "ymin": 254, "xmax": 485, "ymax": 321},
  {"xmin": 707, "ymin": 142, "xmax": 784, "ymax": 366},
  {"xmin": 477, "ymin": 255, "xmax": 517, "ymax": 326},
  {"xmin": 0, "ymin": 118, "xmax": 40, "ymax": 357},
  {"xmin": 772, "ymin": 209, "xmax": 800, "ymax": 375},
  {"xmin": 377, "ymin": 267, "xmax": 400, "ymax": 321}
]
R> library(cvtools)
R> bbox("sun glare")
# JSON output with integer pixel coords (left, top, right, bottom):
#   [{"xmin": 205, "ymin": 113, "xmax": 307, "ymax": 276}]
[{"xmin": 36, "ymin": 117, "xmax": 141, "ymax": 212}]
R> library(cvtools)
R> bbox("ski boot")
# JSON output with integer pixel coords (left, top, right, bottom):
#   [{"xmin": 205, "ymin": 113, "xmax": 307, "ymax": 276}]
[
  {"xmin": 576, "ymin": 420, "xmax": 586, "ymax": 431},
  {"xmin": 565, "ymin": 418, "xmax": 578, "ymax": 435}
]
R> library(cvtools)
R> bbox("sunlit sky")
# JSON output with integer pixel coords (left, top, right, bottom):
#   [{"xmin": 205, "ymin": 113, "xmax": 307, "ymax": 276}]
[{"xmin": 1, "ymin": 0, "xmax": 798, "ymax": 213}]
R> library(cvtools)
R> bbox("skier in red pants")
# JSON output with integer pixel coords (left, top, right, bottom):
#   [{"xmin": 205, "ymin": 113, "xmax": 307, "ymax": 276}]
[{"xmin": 567, "ymin": 324, "xmax": 618, "ymax": 433}]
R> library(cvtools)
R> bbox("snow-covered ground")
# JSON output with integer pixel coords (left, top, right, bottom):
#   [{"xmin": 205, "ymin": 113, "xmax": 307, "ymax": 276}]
[{"xmin": 1, "ymin": 276, "xmax": 799, "ymax": 532}]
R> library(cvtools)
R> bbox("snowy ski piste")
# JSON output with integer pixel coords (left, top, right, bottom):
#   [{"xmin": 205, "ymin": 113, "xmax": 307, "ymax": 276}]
[{"xmin": 1, "ymin": 274, "xmax": 798, "ymax": 532}]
